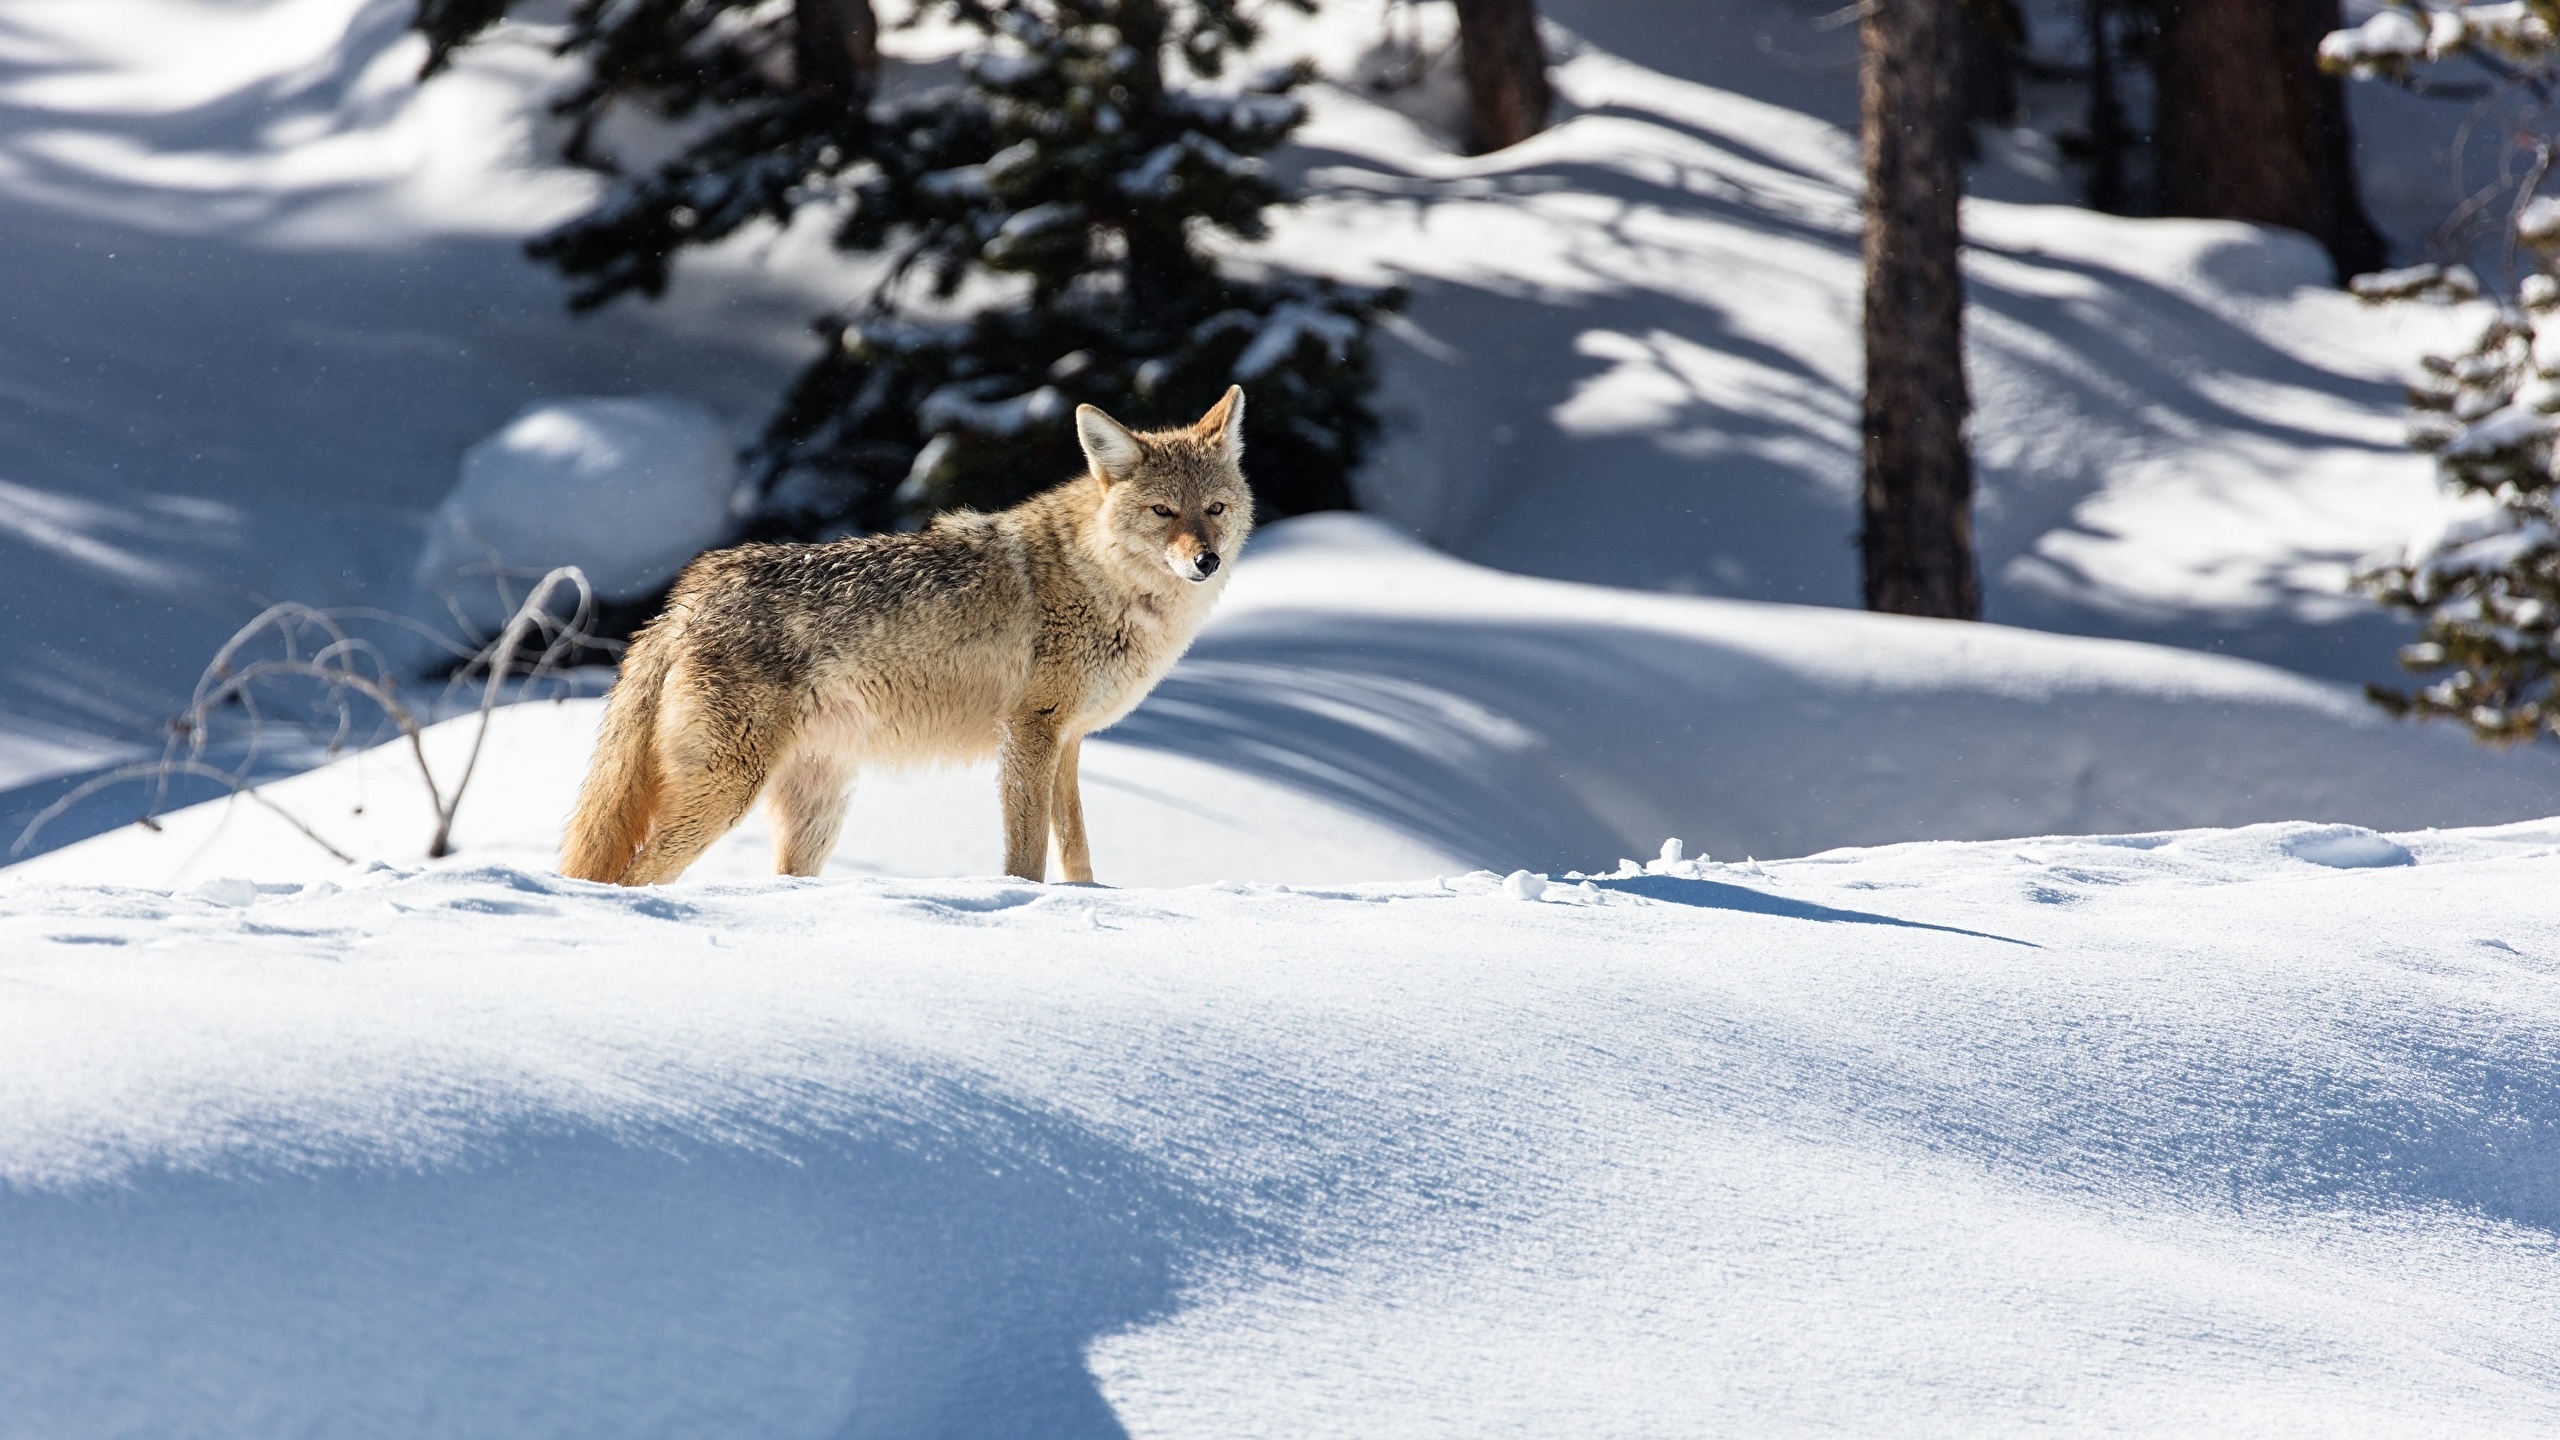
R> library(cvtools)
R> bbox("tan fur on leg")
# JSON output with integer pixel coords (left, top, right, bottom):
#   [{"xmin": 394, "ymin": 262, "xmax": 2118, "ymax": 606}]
[
  {"xmin": 999, "ymin": 714, "xmax": 1061, "ymax": 881},
  {"xmin": 622, "ymin": 761, "xmax": 767, "ymax": 885},
  {"xmin": 1049, "ymin": 733, "xmax": 1092, "ymax": 883},
  {"xmin": 619, "ymin": 707, "xmax": 780, "ymax": 885},
  {"xmin": 767, "ymin": 745, "xmax": 856, "ymax": 877}
]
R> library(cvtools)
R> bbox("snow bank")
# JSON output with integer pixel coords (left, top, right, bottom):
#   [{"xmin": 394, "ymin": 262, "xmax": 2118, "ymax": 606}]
[
  {"xmin": 415, "ymin": 397, "xmax": 743, "ymax": 639},
  {"xmin": 10, "ymin": 816, "xmax": 2560, "ymax": 1433},
  {"xmin": 23, "ymin": 515, "xmax": 2560, "ymax": 891}
]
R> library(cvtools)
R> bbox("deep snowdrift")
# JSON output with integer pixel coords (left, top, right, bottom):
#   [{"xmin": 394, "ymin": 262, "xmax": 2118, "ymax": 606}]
[{"xmin": 10, "ymin": 815, "xmax": 2560, "ymax": 1435}]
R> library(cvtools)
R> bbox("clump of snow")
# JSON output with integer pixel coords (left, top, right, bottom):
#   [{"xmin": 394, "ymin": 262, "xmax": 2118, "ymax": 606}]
[
  {"xmin": 2350, "ymin": 262, "xmax": 2483, "ymax": 303},
  {"xmin": 2280, "ymin": 825, "xmax": 2415, "ymax": 869},
  {"xmin": 184, "ymin": 875, "xmax": 259, "ymax": 907},
  {"xmin": 2439, "ymin": 405, "xmax": 2553, "ymax": 459},
  {"xmin": 2522, "ymin": 196, "xmax": 2560, "ymax": 247},
  {"xmin": 414, "ymin": 397, "xmax": 742, "ymax": 639},
  {"xmin": 2319, "ymin": 9, "xmax": 2431, "ymax": 71},
  {"xmin": 1500, "ymin": 868, "xmax": 1546, "ymax": 901},
  {"xmin": 915, "ymin": 382, "xmax": 1068, "ymax": 438}
]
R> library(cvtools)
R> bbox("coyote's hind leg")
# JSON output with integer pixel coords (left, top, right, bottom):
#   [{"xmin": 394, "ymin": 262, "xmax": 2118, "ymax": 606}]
[
  {"xmin": 768, "ymin": 743, "xmax": 857, "ymax": 878},
  {"xmin": 619, "ymin": 716, "xmax": 779, "ymax": 886}
]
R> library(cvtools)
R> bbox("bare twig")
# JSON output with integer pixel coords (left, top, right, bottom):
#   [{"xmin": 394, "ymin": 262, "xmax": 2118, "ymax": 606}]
[
  {"xmin": 8, "ymin": 566, "xmax": 599, "ymax": 865},
  {"xmin": 428, "ymin": 566, "xmax": 593, "ymax": 857},
  {"xmin": 13, "ymin": 760, "xmax": 357, "ymax": 864}
]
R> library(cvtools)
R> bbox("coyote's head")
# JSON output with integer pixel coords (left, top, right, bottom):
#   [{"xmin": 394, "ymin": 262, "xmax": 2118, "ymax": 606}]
[{"xmin": 1076, "ymin": 386, "xmax": 1256, "ymax": 585}]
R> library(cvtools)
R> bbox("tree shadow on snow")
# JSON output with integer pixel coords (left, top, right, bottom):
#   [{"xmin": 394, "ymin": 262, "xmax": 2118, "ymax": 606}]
[{"xmin": 1106, "ymin": 608, "xmax": 2560, "ymax": 869}]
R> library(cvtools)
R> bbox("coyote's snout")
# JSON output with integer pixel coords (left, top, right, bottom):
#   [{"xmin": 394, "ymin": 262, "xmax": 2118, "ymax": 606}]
[{"xmin": 560, "ymin": 388, "xmax": 1255, "ymax": 886}]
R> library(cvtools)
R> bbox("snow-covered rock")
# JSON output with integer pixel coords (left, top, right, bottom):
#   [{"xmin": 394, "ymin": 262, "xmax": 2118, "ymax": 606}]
[{"xmin": 415, "ymin": 397, "xmax": 743, "ymax": 639}]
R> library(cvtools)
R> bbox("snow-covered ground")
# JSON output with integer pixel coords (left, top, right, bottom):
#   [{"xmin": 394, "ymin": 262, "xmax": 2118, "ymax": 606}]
[
  {"xmin": 13, "ymin": 796, "xmax": 2560, "ymax": 1433},
  {"xmin": 13, "ymin": 1, "xmax": 2560, "ymax": 1431},
  {"xmin": 14, "ymin": 519, "xmax": 2560, "ymax": 1432}
]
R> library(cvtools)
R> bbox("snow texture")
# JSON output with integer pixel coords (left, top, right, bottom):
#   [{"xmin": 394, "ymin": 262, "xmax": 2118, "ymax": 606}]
[
  {"xmin": 415, "ymin": 396, "xmax": 741, "ymax": 637},
  {"xmin": 11, "ymin": 3, "xmax": 2560, "ymax": 1429},
  {"xmin": 13, "ymin": 782, "xmax": 2560, "ymax": 1433}
]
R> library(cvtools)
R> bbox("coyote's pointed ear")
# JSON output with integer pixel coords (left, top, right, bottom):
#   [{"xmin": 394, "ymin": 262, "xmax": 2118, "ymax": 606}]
[
  {"xmin": 1076, "ymin": 403, "xmax": 1143, "ymax": 483},
  {"xmin": 1197, "ymin": 385, "xmax": 1245, "ymax": 465}
]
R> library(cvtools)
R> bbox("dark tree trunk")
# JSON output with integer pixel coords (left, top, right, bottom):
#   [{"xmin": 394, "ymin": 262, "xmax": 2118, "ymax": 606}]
[
  {"xmin": 2150, "ymin": 0, "xmax": 2385, "ymax": 280},
  {"xmin": 794, "ymin": 0, "xmax": 879, "ymax": 107},
  {"xmin": 1452, "ymin": 0, "xmax": 1552, "ymax": 153},
  {"xmin": 1861, "ymin": 0, "xmax": 1981, "ymax": 621},
  {"xmin": 1958, "ymin": 0, "xmax": 2023, "ymax": 135},
  {"xmin": 2083, "ymin": 0, "xmax": 2133, "ymax": 212}
]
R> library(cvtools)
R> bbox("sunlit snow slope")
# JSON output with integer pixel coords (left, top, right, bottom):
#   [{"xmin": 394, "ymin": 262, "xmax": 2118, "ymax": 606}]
[{"xmin": 10, "ymin": 815, "xmax": 2560, "ymax": 1435}]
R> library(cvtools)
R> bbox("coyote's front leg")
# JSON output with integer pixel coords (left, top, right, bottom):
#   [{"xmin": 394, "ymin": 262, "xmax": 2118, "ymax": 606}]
[
  {"xmin": 1049, "ymin": 733, "xmax": 1092, "ymax": 883},
  {"xmin": 998, "ymin": 712, "xmax": 1062, "ymax": 881}
]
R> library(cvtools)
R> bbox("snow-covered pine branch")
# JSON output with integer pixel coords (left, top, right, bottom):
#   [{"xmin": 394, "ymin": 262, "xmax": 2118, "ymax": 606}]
[
  {"xmin": 415, "ymin": 0, "xmax": 1394, "ymax": 537},
  {"xmin": 2327, "ymin": 2, "xmax": 2560, "ymax": 741}
]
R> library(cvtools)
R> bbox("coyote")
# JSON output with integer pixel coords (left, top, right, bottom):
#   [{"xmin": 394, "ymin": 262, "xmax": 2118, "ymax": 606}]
[{"xmin": 561, "ymin": 387, "xmax": 1255, "ymax": 886}]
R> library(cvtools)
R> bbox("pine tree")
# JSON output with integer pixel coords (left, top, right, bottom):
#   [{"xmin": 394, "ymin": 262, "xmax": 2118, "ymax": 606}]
[
  {"xmin": 415, "ymin": 0, "xmax": 1390, "ymax": 536},
  {"xmin": 1860, "ymin": 0, "xmax": 1982, "ymax": 620},
  {"xmin": 2324, "ymin": 3, "xmax": 2560, "ymax": 742}
]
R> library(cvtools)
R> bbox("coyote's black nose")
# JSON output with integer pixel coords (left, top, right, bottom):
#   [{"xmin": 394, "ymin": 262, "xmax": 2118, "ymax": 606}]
[{"xmin": 1195, "ymin": 551, "xmax": 1221, "ymax": 576}]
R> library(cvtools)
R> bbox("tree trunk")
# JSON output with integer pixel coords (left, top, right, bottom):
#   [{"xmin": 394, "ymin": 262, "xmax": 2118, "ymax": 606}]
[
  {"xmin": 794, "ymin": 0, "xmax": 879, "ymax": 108},
  {"xmin": 1861, "ymin": 0, "xmax": 1981, "ymax": 621},
  {"xmin": 1957, "ymin": 0, "xmax": 2023, "ymax": 135},
  {"xmin": 2083, "ymin": 0, "xmax": 2132, "ymax": 213},
  {"xmin": 2150, "ymin": 0, "xmax": 2385, "ymax": 280},
  {"xmin": 1452, "ymin": 0, "xmax": 1552, "ymax": 154}
]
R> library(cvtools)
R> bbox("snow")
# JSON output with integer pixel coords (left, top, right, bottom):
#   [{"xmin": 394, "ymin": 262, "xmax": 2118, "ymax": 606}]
[
  {"xmin": 1249, "ymin": 3, "xmax": 2497, "ymax": 673},
  {"xmin": 2320, "ymin": 9, "xmax": 2431, "ymax": 70},
  {"xmin": 415, "ymin": 397, "xmax": 743, "ymax": 638},
  {"xmin": 16, "ymin": 1, "xmax": 2560, "ymax": 1429},
  {"xmin": 916, "ymin": 381, "xmax": 1069, "ymax": 439},
  {"xmin": 14, "ymin": 772, "xmax": 2560, "ymax": 1431},
  {"xmin": 0, "ymin": 0, "xmax": 2529, "ymax": 824},
  {"xmin": 2441, "ymin": 405, "xmax": 2553, "ymax": 460},
  {"xmin": 24, "ymin": 514, "xmax": 2560, "ymax": 889},
  {"xmin": 1230, "ymin": 300, "xmax": 1362, "ymax": 380},
  {"xmin": 2521, "ymin": 195, "xmax": 2560, "ymax": 247}
]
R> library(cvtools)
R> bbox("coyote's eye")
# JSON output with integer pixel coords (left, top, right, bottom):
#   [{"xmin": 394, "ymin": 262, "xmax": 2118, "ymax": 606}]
[
  {"xmin": 1150, "ymin": 504, "xmax": 1175, "ymax": 518},
  {"xmin": 1206, "ymin": 502, "xmax": 1226, "ymax": 516}
]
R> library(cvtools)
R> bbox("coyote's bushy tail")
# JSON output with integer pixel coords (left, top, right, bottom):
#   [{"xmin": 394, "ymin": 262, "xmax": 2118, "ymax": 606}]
[{"xmin": 560, "ymin": 629, "xmax": 673, "ymax": 883}]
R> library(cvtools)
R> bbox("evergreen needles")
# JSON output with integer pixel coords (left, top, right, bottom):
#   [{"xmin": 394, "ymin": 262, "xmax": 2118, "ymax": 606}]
[
  {"xmin": 416, "ymin": 0, "xmax": 1393, "ymax": 536},
  {"xmin": 2325, "ymin": 4, "xmax": 2560, "ymax": 744}
]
